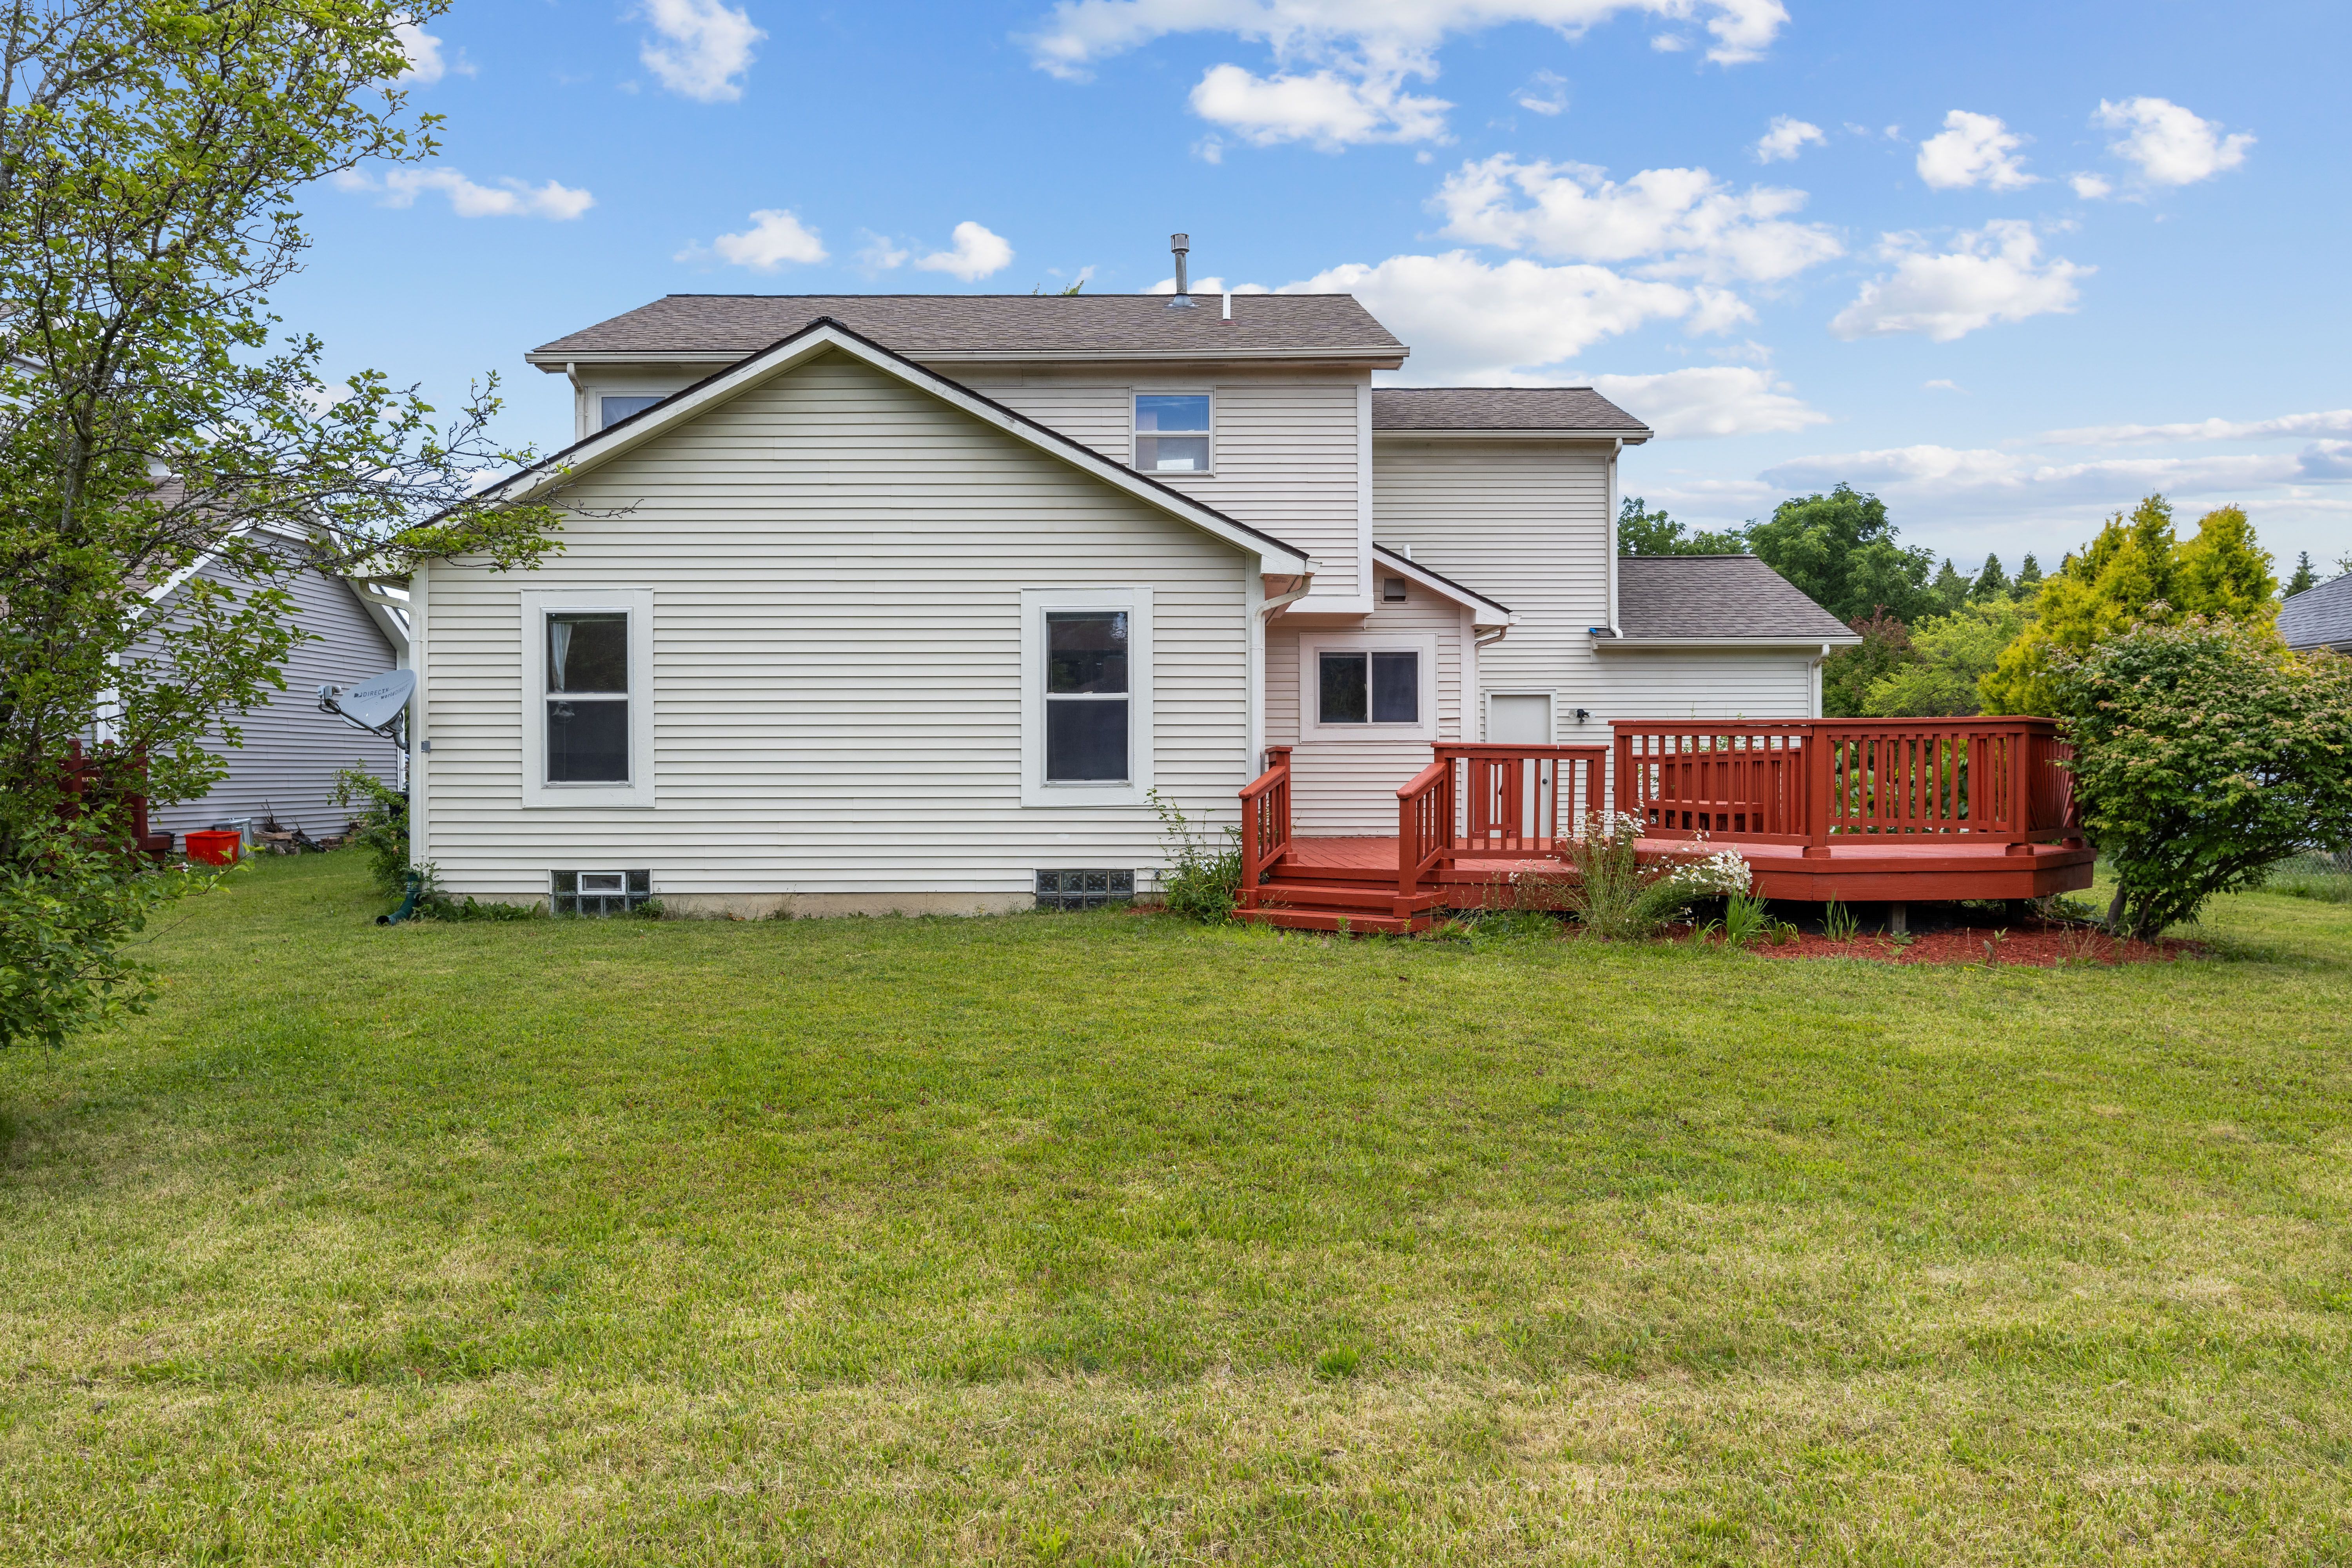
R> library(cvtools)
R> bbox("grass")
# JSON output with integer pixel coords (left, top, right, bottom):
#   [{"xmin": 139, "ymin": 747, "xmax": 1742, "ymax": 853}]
[{"xmin": 0, "ymin": 853, "xmax": 2348, "ymax": 1564}]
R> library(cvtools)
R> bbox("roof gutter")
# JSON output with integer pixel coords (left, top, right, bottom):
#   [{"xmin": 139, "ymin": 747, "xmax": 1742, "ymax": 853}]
[
  {"xmin": 1374, "ymin": 426, "xmax": 1653, "ymax": 445},
  {"xmin": 1592, "ymin": 634, "xmax": 1865, "ymax": 651}
]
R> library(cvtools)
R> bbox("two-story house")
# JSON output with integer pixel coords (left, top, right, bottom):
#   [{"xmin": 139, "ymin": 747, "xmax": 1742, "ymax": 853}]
[{"xmin": 405, "ymin": 280, "xmax": 1859, "ymax": 919}]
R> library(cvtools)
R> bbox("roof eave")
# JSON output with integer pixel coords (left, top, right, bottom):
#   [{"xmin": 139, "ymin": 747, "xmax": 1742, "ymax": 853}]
[
  {"xmin": 1373, "ymin": 426, "xmax": 1652, "ymax": 444},
  {"xmin": 1593, "ymin": 634, "xmax": 1863, "ymax": 651},
  {"xmin": 527, "ymin": 346, "xmax": 1409, "ymax": 370},
  {"xmin": 1369, "ymin": 543, "xmax": 1512, "ymax": 622}
]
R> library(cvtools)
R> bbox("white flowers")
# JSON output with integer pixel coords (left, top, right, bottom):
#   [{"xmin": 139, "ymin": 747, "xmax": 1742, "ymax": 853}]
[{"xmin": 1666, "ymin": 847, "xmax": 1754, "ymax": 895}]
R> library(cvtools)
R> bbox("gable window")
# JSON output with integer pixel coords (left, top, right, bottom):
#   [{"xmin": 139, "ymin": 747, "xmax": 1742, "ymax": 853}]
[
  {"xmin": 1318, "ymin": 650, "xmax": 1421, "ymax": 726},
  {"xmin": 1045, "ymin": 612, "xmax": 1130, "ymax": 781},
  {"xmin": 1021, "ymin": 588, "xmax": 1153, "ymax": 808},
  {"xmin": 1133, "ymin": 394, "xmax": 1211, "ymax": 474},
  {"xmin": 600, "ymin": 395, "xmax": 662, "ymax": 429},
  {"xmin": 547, "ymin": 612, "xmax": 630, "ymax": 781},
  {"xmin": 522, "ymin": 588, "xmax": 655, "ymax": 808}
]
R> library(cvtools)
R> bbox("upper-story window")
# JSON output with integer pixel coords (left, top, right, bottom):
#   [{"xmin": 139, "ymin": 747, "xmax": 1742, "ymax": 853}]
[
  {"xmin": 1133, "ymin": 394, "xmax": 1211, "ymax": 474},
  {"xmin": 600, "ymin": 395, "xmax": 662, "ymax": 430}
]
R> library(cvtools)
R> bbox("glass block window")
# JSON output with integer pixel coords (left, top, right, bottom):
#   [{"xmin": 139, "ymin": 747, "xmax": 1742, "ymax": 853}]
[
  {"xmin": 551, "ymin": 869, "xmax": 652, "ymax": 916},
  {"xmin": 1035, "ymin": 869, "xmax": 1134, "ymax": 910}
]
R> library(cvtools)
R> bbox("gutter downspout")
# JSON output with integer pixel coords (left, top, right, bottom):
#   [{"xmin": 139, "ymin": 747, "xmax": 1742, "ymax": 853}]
[{"xmin": 1605, "ymin": 437, "xmax": 1622, "ymax": 637}]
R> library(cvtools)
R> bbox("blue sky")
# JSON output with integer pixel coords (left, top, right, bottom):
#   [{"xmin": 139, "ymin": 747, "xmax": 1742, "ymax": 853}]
[{"xmin": 287, "ymin": 0, "xmax": 2351, "ymax": 576}]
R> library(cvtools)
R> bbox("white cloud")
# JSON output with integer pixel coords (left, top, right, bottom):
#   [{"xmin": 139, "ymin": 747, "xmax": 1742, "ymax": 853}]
[
  {"xmin": 640, "ymin": 0, "xmax": 764, "ymax": 103},
  {"xmin": 1923, "ymin": 379, "xmax": 1964, "ymax": 392},
  {"xmin": 1188, "ymin": 62, "xmax": 1450, "ymax": 147},
  {"xmin": 1434, "ymin": 153, "xmax": 1841, "ymax": 285},
  {"xmin": 1026, "ymin": 0, "xmax": 1790, "ymax": 78},
  {"xmin": 1588, "ymin": 366, "xmax": 1826, "ymax": 438},
  {"xmin": 2038, "ymin": 409, "xmax": 2352, "ymax": 446},
  {"xmin": 1759, "ymin": 445, "xmax": 2310, "ymax": 509},
  {"xmin": 1752, "ymin": 115, "xmax": 1822, "ymax": 163},
  {"xmin": 1829, "ymin": 221, "xmax": 2089, "ymax": 342},
  {"xmin": 392, "ymin": 16, "xmax": 469, "ymax": 84},
  {"xmin": 337, "ymin": 167, "xmax": 594, "ymax": 220},
  {"xmin": 1025, "ymin": 1, "xmax": 1785, "ymax": 149},
  {"xmin": 856, "ymin": 230, "xmax": 912, "ymax": 270},
  {"xmin": 677, "ymin": 208, "xmax": 828, "ymax": 270},
  {"xmin": 2092, "ymin": 96, "xmax": 2254, "ymax": 186},
  {"xmin": 2069, "ymin": 172, "xmax": 2112, "ymax": 200},
  {"xmin": 1145, "ymin": 274, "xmax": 1267, "ymax": 294},
  {"xmin": 1283, "ymin": 250, "xmax": 1726, "ymax": 381},
  {"xmin": 915, "ymin": 221, "xmax": 1015, "ymax": 281},
  {"xmin": 1516, "ymin": 69, "xmax": 1568, "ymax": 116},
  {"xmin": 1915, "ymin": 109, "xmax": 2036, "ymax": 191}
]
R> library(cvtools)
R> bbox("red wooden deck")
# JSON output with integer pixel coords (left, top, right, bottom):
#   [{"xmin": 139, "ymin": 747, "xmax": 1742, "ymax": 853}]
[
  {"xmin": 1279, "ymin": 834, "xmax": 2095, "ymax": 906},
  {"xmin": 1234, "ymin": 721, "xmax": 2094, "ymax": 933}
]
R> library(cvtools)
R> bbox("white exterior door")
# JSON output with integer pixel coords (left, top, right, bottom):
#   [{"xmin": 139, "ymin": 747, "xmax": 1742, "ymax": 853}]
[{"xmin": 1487, "ymin": 693, "xmax": 1552, "ymax": 744}]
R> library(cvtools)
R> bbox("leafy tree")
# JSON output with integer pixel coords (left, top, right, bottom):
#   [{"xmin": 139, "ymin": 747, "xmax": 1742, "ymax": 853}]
[
  {"xmin": 1820, "ymin": 608, "xmax": 1917, "ymax": 717},
  {"xmin": 0, "ymin": 0, "xmax": 562, "ymax": 1049},
  {"xmin": 2285, "ymin": 551, "xmax": 2317, "ymax": 597},
  {"xmin": 1744, "ymin": 484, "xmax": 1936, "ymax": 624},
  {"xmin": 1927, "ymin": 557, "xmax": 1972, "ymax": 615},
  {"xmin": 1980, "ymin": 496, "xmax": 2278, "ymax": 715},
  {"xmin": 2049, "ymin": 619, "xmax": 2352, "ymax": 936},
  {"xmin": 1971, "ymin": 553, "xmax": 2013, "ymax": 601},
  {"xmin": 2016, "ymin": 553, "xmax": 2044, "ymax": 589},
  {"xmin": 1617, "ymin": 495, "xmax": 1747, "ymax": 555},
  {"xmin": 1862, "ymin": 598, "xmax": 2030, "ymax": 716}
]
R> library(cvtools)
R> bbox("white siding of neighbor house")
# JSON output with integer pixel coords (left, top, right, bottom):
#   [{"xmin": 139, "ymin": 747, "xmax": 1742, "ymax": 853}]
[
  {"xmin": 971, "ymin": 369, "xmax": 1368, "ymax": 604},
  {"xmin": 1265, "ymin": 587, "xmax": 1470, "ymax": 836},
  {"xmin": 417, "ymin": 348, "xmax": 1254, "ymax": 907},
  {"xmin": 1372, "ymin": 439, "xmax": 1821, "ymax": 740},
  {"xmin": 139, "ymin": 566, "xmax": 402, "ymax": 842}
]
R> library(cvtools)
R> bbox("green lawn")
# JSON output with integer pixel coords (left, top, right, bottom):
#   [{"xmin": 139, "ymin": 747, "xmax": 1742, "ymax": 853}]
[{"xmin": 1, "ymin": 855, "xmax": 2348, "ymax": 1565}]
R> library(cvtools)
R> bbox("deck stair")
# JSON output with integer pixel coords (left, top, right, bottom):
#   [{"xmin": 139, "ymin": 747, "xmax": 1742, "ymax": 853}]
[{"xmin": 1236, "ymin": 851, "xmax": 1446, "ymax": 934}]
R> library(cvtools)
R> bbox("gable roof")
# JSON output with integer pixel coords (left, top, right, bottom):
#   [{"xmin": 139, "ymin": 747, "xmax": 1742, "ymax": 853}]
[
  {"xmin": 1370, "ymin": 543, "xmax": 1511, "ymax": 626},
  {"xmin": 1607, "ymin": 555, "xmax": 1858, "ymax": 645},
  {"xmin": 2279, "ymin": 572, "xmax": 2352, "ymax": 652},
  {"xmin": 528, "ymin": 294, "xmax": 1407, "ymax": 366},
  {"xmin": 1372, "ymin": 387, "xmax": 1651, "ymax": 441},
  {"xmin": 477, "ymin": 316, "xmax": 1314, "ymax": 574}
]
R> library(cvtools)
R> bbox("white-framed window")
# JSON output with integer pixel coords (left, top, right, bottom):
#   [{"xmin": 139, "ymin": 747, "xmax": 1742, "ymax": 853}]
[
  {"xmin": 1296, "ymin": 631, "xmax": 1439, "ymax": 742},
  {"xmin": 1131, "ymin": 392, "xmax": 1212, "ymax": 474},
  {"xmin": 1021, "ymin": 587, "xmax": 1152, "ymax": 808},
  {"xmin": 521, "ymin": 588, "xmax": 655, "ymax": 808},
  {"xmin": 599, "ymin": 394, "xmax": 663, "ymax": 429}
]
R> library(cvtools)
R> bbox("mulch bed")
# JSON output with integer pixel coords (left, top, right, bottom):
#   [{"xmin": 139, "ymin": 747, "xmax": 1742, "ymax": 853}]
[{"xmin": 1726, "ymin": 921, "xmax": 2201, "ymax": 966}]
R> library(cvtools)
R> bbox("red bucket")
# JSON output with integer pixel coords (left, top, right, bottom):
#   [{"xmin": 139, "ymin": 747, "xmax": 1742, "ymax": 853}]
[{"xmin": 185, "ymin": 829, "xmax": 241, "ymax": 866}]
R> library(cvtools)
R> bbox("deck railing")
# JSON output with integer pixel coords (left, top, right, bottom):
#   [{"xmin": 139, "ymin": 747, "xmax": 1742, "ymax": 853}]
[
  {"xmin": 1613, "ymin": 718, "xmax": 2078, "ymax": 849},
  {"xmin": 1397, "ymin": 743, "xmax": 1609, "ymax": 897},
  {"xmin": 1238, "ymin": 745, "xmax": 1293, "ymax": 905}
]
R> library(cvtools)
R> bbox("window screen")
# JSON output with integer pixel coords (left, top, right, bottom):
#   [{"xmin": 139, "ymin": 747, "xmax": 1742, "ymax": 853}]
[
  {"xmin": 1133, "ymin": 394, "xmax": 1210, "ymax": 473},
  {"xmin": 1317, "ymin": 650, "xmax": 1420, "ymax": 725},
  {"xmin": 1045, "ymin": 611, "xmax": 1129, "ymax": 781},
  {"xmin": 547, "ymin": 611, "xmax": 629, "ymax": 783}
]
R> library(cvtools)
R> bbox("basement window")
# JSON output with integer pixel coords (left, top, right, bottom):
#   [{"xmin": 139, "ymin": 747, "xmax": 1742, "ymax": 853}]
[
  {"xmin": 1036, "ymin": 869, "xmax": 1134, "ymax": 910},
  {"xmin": 551, "ymin": 869, "xmax": 652, "ymax": 915}
]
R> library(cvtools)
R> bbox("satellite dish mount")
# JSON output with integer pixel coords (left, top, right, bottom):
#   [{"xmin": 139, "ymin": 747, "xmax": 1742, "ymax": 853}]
[{"xmin": 318, "ymin": 668, "xmax": 416, "ymax": 746}]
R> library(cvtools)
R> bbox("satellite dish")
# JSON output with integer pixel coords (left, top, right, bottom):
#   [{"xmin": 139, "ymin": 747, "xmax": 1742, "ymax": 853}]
[{"xmin": 319, "ymin": 668, "xmax": 415, "ymax": 740}]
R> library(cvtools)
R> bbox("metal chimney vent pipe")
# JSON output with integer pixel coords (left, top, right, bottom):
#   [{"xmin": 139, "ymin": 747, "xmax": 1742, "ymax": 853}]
[{"xmin": 1166, "ymin": 232, "xmax": 1198, "ymax": 308}]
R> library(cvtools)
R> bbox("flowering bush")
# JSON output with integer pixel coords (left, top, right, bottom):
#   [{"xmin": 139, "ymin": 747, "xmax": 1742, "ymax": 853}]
[{"xmin": 1562, "ymin": 811, "xmax": 1751, "ymax": 940}]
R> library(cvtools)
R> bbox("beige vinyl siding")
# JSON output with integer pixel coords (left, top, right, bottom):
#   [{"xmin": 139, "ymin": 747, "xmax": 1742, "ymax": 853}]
[
  {"xmin": 975, "ymin": 370, "xmax": 1367, "ymax": 602},
  {"xmin": 139, "ymin": 566, "xmax": 401, "ymax": 840},
  {"xmin": 419, "ymin": 348, "xmax": 1252, "ymax": 904},
  {"xmin": 1265, "ymin": 588, "xmax": 1468, "ymax": 836},
  {"xmin": 1594, "ymin": 651, "xmax": 1818, "ymax": 721}
]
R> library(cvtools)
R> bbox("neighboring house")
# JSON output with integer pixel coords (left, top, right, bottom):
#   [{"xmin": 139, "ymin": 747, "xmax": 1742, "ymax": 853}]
[
  {"xmin": 407, "ymin": 286, "xmax": 1856, "ymax": 915},
  {"xmin": 2280, "ymin": 572, "xmax": 2352, "ymax": 654},
  {"xmin": 133, "ymin": 539, "xmax": 408, "ymax": 846}
]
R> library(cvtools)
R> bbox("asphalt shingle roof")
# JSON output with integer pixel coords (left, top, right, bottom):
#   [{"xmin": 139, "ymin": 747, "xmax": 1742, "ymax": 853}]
[
  {"xmin": 1371, "ymin": 386, "xmax": 1649, "ymax": 434},
  {"xmin": 2279, "ymin": 573, "xmax": 2352, "ymax": 651},
  {"xmin": 531, "ymin": 294, "xmax": 1405, "ymax": 360},
  {"xmin": 1614, "ymin": 555, "xmax": 1855, "ymax": 641}
]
